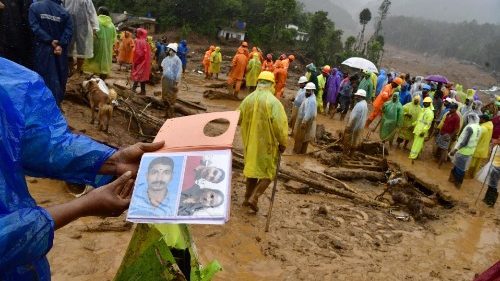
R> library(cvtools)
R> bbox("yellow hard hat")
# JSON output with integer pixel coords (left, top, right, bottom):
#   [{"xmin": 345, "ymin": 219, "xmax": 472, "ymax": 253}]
[
  {"xmin": 423, "ymin": 97, "xmax": 432, "ymax": 103},
  {"xmin": 258, "ymin": 71, "xmax": 275, "ymax": 83}
]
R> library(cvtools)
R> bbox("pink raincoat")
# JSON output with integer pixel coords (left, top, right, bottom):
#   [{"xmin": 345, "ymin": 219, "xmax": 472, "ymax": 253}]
[{"xmin": 131, "ymin": 28, "xmax": 151, "ymax": 82}]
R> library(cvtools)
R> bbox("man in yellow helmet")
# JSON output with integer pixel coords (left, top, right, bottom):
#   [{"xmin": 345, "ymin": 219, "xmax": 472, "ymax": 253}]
[
  {"xmin": 238, "ymin": 71, "xmax": 288, "ymax": 212},
  {"xmin": 409, "ymin": 96, "xmax": 434, "ymax": 163}
]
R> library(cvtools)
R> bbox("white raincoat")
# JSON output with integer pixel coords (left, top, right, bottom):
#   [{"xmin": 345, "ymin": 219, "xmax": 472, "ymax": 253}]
[{"xmin": 65, "ymin": 0, "xmax": 99, "ymax": 58}]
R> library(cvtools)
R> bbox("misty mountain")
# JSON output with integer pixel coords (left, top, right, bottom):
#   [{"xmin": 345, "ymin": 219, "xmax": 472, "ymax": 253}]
[
  {"xmin": 365, "ymin": 0, "xmax": 500, "ymax": 24},
  {"xmin": 298, "ymin": 0, "xmax": 358, "ymax": 33}
]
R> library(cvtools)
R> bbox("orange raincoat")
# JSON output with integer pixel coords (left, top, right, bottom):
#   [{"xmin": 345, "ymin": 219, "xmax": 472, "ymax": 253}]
[
  {"xmin": 117, "ymin": 31, "xmax": 134, "ymax": 64},
  {"xmin": 202, "ymin": 45, "xmax": 215, "ymax": 74},
  {"xmin": 228, "ymin": 48, "xmax": 247, "ymax": 85},
  {"xmin": 368, "ymin": 84, "xmax": 396, "ymax": 122},
  {"xmin": 274, "ymin": 61, "xmax": 287, "ymax": 98}
]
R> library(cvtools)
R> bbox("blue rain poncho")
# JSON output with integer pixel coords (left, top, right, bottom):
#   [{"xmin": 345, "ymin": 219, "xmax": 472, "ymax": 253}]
[
  {"xmin": 177, "ymin": 40, "xmax": 189, "ymax": 67},
  {"xmin": 376, "ymin": 69, "xmax": 388, "ymax": 96},
  {"xmin": 29, "ymin": 0, "xmax": 73, "ymax": 105},
  {"xmin": 161, "ymin": 54, "xmax": 183, "ymax": 82},
  {"xmin": 0, "ymin": 58, "xmax": 116, "ymax": 280}
]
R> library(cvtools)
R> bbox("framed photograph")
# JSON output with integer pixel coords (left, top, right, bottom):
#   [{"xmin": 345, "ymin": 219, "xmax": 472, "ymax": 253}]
[{"xmin": 127, "ymin": 150, "xmax": 232, "ymax": 224}]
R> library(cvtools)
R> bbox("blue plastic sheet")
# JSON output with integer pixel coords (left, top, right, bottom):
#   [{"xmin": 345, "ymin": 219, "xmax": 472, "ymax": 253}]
[{"xmin": 0, "ymin": 58, "xmax": 115, "ymax": 280}]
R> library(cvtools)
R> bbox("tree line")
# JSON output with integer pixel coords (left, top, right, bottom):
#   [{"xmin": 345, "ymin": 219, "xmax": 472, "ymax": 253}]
[{"xmin": 383, "ymin": 16, "xmax": 500, "ymax": 72}]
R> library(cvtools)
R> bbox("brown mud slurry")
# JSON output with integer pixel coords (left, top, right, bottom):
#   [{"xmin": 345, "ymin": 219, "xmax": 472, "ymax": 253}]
[{"xmin": 29, "ymin": 44, "xmax": 499, "ymax": 281}]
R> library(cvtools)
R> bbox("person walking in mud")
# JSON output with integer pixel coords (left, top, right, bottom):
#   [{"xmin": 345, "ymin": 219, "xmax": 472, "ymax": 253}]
[
  {"xmin": 293, "ymin": 82, "xmax": 317, "ymax": 154},
  {"xmin": 161, "ymin": 43, "xmax": 183, "ymax": 118},
  {"xmin": 238, "ymin": 71, "xmax": 288, "ymax": 212},
  {"xmin": 343, "ymin": 89, "xmax": 368, "ymax": 156}
]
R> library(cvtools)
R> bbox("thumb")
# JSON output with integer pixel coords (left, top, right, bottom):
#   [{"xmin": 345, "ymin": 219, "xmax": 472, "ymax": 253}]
[
  {"xmin": 111, "ymin": 171, "xmax": 133, "ymax": 192},
  {"xmin": 139, "ymin": 141, "xmax": 165, "ymax": 152}
]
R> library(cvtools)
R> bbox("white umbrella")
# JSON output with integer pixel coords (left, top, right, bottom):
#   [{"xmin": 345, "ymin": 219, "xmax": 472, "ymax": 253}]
[{"xmin": 341, "ymin": 57, "xmax": 378, "ymax": 74}]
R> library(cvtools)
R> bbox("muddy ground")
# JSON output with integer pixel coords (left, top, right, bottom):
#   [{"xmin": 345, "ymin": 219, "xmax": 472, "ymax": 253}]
[{"xmin": 28, "ymin": 44, "xmax": 500, "ymax": 281}]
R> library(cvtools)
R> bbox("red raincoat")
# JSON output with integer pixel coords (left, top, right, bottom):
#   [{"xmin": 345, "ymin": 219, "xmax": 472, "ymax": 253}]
[{"xmin": 131, "ymin": 28, "xmax": 151, "ymax": 82}]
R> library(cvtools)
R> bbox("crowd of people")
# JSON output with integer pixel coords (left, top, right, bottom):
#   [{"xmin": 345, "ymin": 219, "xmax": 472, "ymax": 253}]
[{"xmin": 1, "ymin": 1, "xmax": 498, "ymax": 279}]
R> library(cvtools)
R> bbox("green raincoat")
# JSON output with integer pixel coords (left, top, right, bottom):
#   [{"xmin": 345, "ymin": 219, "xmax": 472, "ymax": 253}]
[
  {"xmin": 239, "ymin": 83, "xmax": 288, "ymax": 179},
  {"xmin": 359, "ymin": 76, "xmax": 374, "ymax": 101},
  {"xmin": 83, "ymin": 15, "xmax": 116, "ymax": 75},
  {"xmin": 399, "ymin": 97, "xmax": 422, "ymax": 141},
  {"xmin": 245, "ymin": 53, "xmax": 262, "ymax": 87},
  {"xmin": 380, "ymin": 93, "xmax": 403, "ymax": 141}
]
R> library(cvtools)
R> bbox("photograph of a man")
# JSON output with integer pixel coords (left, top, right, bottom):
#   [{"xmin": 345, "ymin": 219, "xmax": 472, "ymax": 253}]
[
  {"xmin": 177, "ymin": 155, "xmax": 227, "ymax": 216},
  {"xmin": 128, "ymin": 156, "xmax": 183, "ymax": 218}
]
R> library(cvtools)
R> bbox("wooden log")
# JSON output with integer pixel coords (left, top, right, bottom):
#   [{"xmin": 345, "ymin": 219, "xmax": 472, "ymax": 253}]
[
  {"xmin": 231, "ymin": 152, "xmax": 388, "ymax": 208},
  {"xmin": 324, "ymin": 167, "xmax": 386, "ymax": 182},
  {"xmin": 203, "ymin": 90, "xmax": 240, "ymax": 100},
  {"xmin": 177, "ymin": 98, "xmax": 207, "ymax": 111}
]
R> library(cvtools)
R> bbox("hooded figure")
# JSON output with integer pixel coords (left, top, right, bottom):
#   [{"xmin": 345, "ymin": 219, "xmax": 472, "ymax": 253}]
[
  {"xmin": 29, "ymin": 0, "xmax": 73, "ymax": 106},
  {"xmin": 273, "ymin": 60, "xmax": 287, "ymax": 98},
  {"xmin": 177, "ymin": 39, "xmax": 188, "ymax": 73},
  {"xmin": 0, "ymin": 57, "xmax": 117, "ymax": 281},
  {"xmin": 397, "ymin": 95, "xmax": 422, "ymax": 148},
  {"xmin": 228, "ymin": 48, "xmax": 248, "ymax": 98},
  {"xmin": 376, "ymin": 69, "xmax": 388, "ymax": 96},
  {"xmin": 82, "ymin": 7, "xmax": 116, "ymax": 77},
  {"xmin": 294, "ymin": 82, "xmax": 317, "ymax": 154},
  {"xmin": 209, "ymin": 46, "xmax": 222, "ymax": 79},
  {"xmin": 65, "ymin": 0, "xmax": 99, "ymax": 73},
  {"xmin": 468, "ymin": 115, "xmax": 493, "ymax": 178},
  {"xmin": 262, "ymin": 54, "xmax": 275, "ymax": 72},
  {"xmin": 344, "ymin": 89, "xmax": 369, "ymax": 155},
  {"xmin": 380, "ymin": 92, "xmax": 403, "ymax": 143},
  {"xmin": 117, "ymin": 31, "xmax": 135, "ymax": 66},
  {"xmin": 161, "ymin": 43, "xmax": 182, "ymax": 118},
  {"xmin": 131, "ymin": 28, "xmax": 151, "ymax": 94},
  {"xmin": 409, "ymin": 97, "xmax": 435, "ymax": 161},
  {"xmin": 239, "ymin": 72, "xmax": 288, "ymax": 212},
  {"xmin": 358, "ymin": 70, "xmax": 374, "ymax": 101},
  {"xmin": 245, "ymin": 52, "xmax": 262, "ymax": 91},
  {"xmin": 202, "ymin": 45, "xmax": 215, "ymax": 78},
  {"xmin": 325, "ymin": 67, "xmax": 342, "ymax": 114}
]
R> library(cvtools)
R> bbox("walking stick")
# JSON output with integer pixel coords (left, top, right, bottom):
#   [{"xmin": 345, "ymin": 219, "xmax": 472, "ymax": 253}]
[
  {"xmin": 265, "ymin": 152, "xmax": 282, "ymax": 232},
  {"xmin": 365, "ymin": 117, "xmax": 382, "ymax": 140},
  {"xmin": 474, "ymin": 145, "xmax": 498, "ymax": 206}
]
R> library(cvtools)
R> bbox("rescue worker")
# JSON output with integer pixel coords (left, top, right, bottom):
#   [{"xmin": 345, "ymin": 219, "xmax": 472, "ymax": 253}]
[
  {"xmin": 202, "ymin": 45, "xmax": 215, "ymax": 79},
  {"xmin": 397, "ymin": 95, "xmax": 422, "ymax": 150},
  {"xmin": 131, "ymin": 28, "xmax": 151, "ymax": 95},
  {"xmin": 161, "ymin": 43, "xmax": 182, "ymax": 118},
  {"xmin": 273, "ymin": 60, "xmax": 287, "ymax": 98},
  {"xmin": 29, "ymin": 0, "xmax": 73, "ymax": 106},
  {"xmin": 467, "ymin": 114, "xmax": 493, "ymax": 178},
  {"xmin": 245, "ymin": 52, "xmax": 262, "ymax": 92},
  {"xmin": 65, "ymin": 0, "xmax": 99, "ymax": 75},
  {"xmin": 343, "ymin": 89, "xmax": 369, "ymax": 156},
  {"xmin": 366, "ymin": 77, "xmax": 403, "ymax": 128},
  {"xmin": 380, "ymin": 92, "xmax": 403, "ymax": 146},
  {"xmin": 82, "ymin": 6, "xmax": 116, "ymax": 79},
  {"xmin": 117, "ymin": 31, "xmax": 135, "ymax": 71},
  {"xmin": 290, "ymin": 76, "xmax": 308, "ymax": 135},
  {"xmin": 209, "ymin": 46, "xmax": 222, "ymax": 79},
  {"xmin": 262, "ymin": 54, "xmax": 275, "ymax": 72},
  {"xmin": 409, "ymin": 97, "xmax": 435, "ymax": 163},
  {"xmin": 325, "ymin": 67, "xmax": 342, "ymax": 115},
  {"xmin": 358, "ymin": 70, "xmax": 374, "ymax": 102},
  {"xmin": 449, "ymin": 113, "xmax": 481, "ymax": 188},
  {"xmin": 0, "ymin": 57, "xmax": 164, "ymax": 280},
  {"xmin": 239, "ymin": 71, "xmax": 288, "ymax": 212},
  {"xmin": 317, "ymin": 65, "xmax": 330, "ymax": 114},
  {"xmin": 227, "ymin": 48, "xmax": 247, "ymax": 99},
  {"xmin": 293, "ymin": 82, "xmax": 317, "ymax": 154},
  {"xmin": 177, "ymin": 39, "xmax": 188, "ymax": 73}
]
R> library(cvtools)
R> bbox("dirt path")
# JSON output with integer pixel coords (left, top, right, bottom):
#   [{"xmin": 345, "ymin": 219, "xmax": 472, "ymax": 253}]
[{"xmin": 29, "ymin": 45, "xmax": 500, "ymax": 281}]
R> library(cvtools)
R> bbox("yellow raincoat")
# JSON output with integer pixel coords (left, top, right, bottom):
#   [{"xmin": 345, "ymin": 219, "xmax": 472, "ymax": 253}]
[
  {"xmin": 209, "ymin": 47, "xmax": 222, "ymax": 74},
  {"xmin": 468, "ymin": 121, "xmax": 493, "ymax": 177},
  {"xmin": 317, "ymin": 74, "xmax": 326, "ymax": 113},
  {"xmin": 245, "ymin": 53, "xmax": 262, "ymax": 87},
  {"xmin": 400, "ymin": 97, "xmax": 422, "ymax": 141},
  {"xmin": 370, "ymin": 72, "xmax": 378, "ymax": 96},
  {"xmin": 239, "ymin": 84, "xmax": 288, "ymax": 179},
  {"xmin": 409, "ymin": 107, "xmax": 434, "ymax": 159}
]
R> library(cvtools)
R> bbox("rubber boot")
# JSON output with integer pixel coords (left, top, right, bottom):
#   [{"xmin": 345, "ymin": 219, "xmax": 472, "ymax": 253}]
[
  {"xmin": 483, "ymin": 186, "xmax": 498, "ymax": 207},
  {"xmin": 448, "ymin": 170, "xmax": 456, "ymax": 183},
  {"xmin": 243, "ymin": 178, "xmax": 258, "ymax": 207},
  {"xmin": 247, "ymin": 179, "xmax": 271, "ymax": 212}
]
